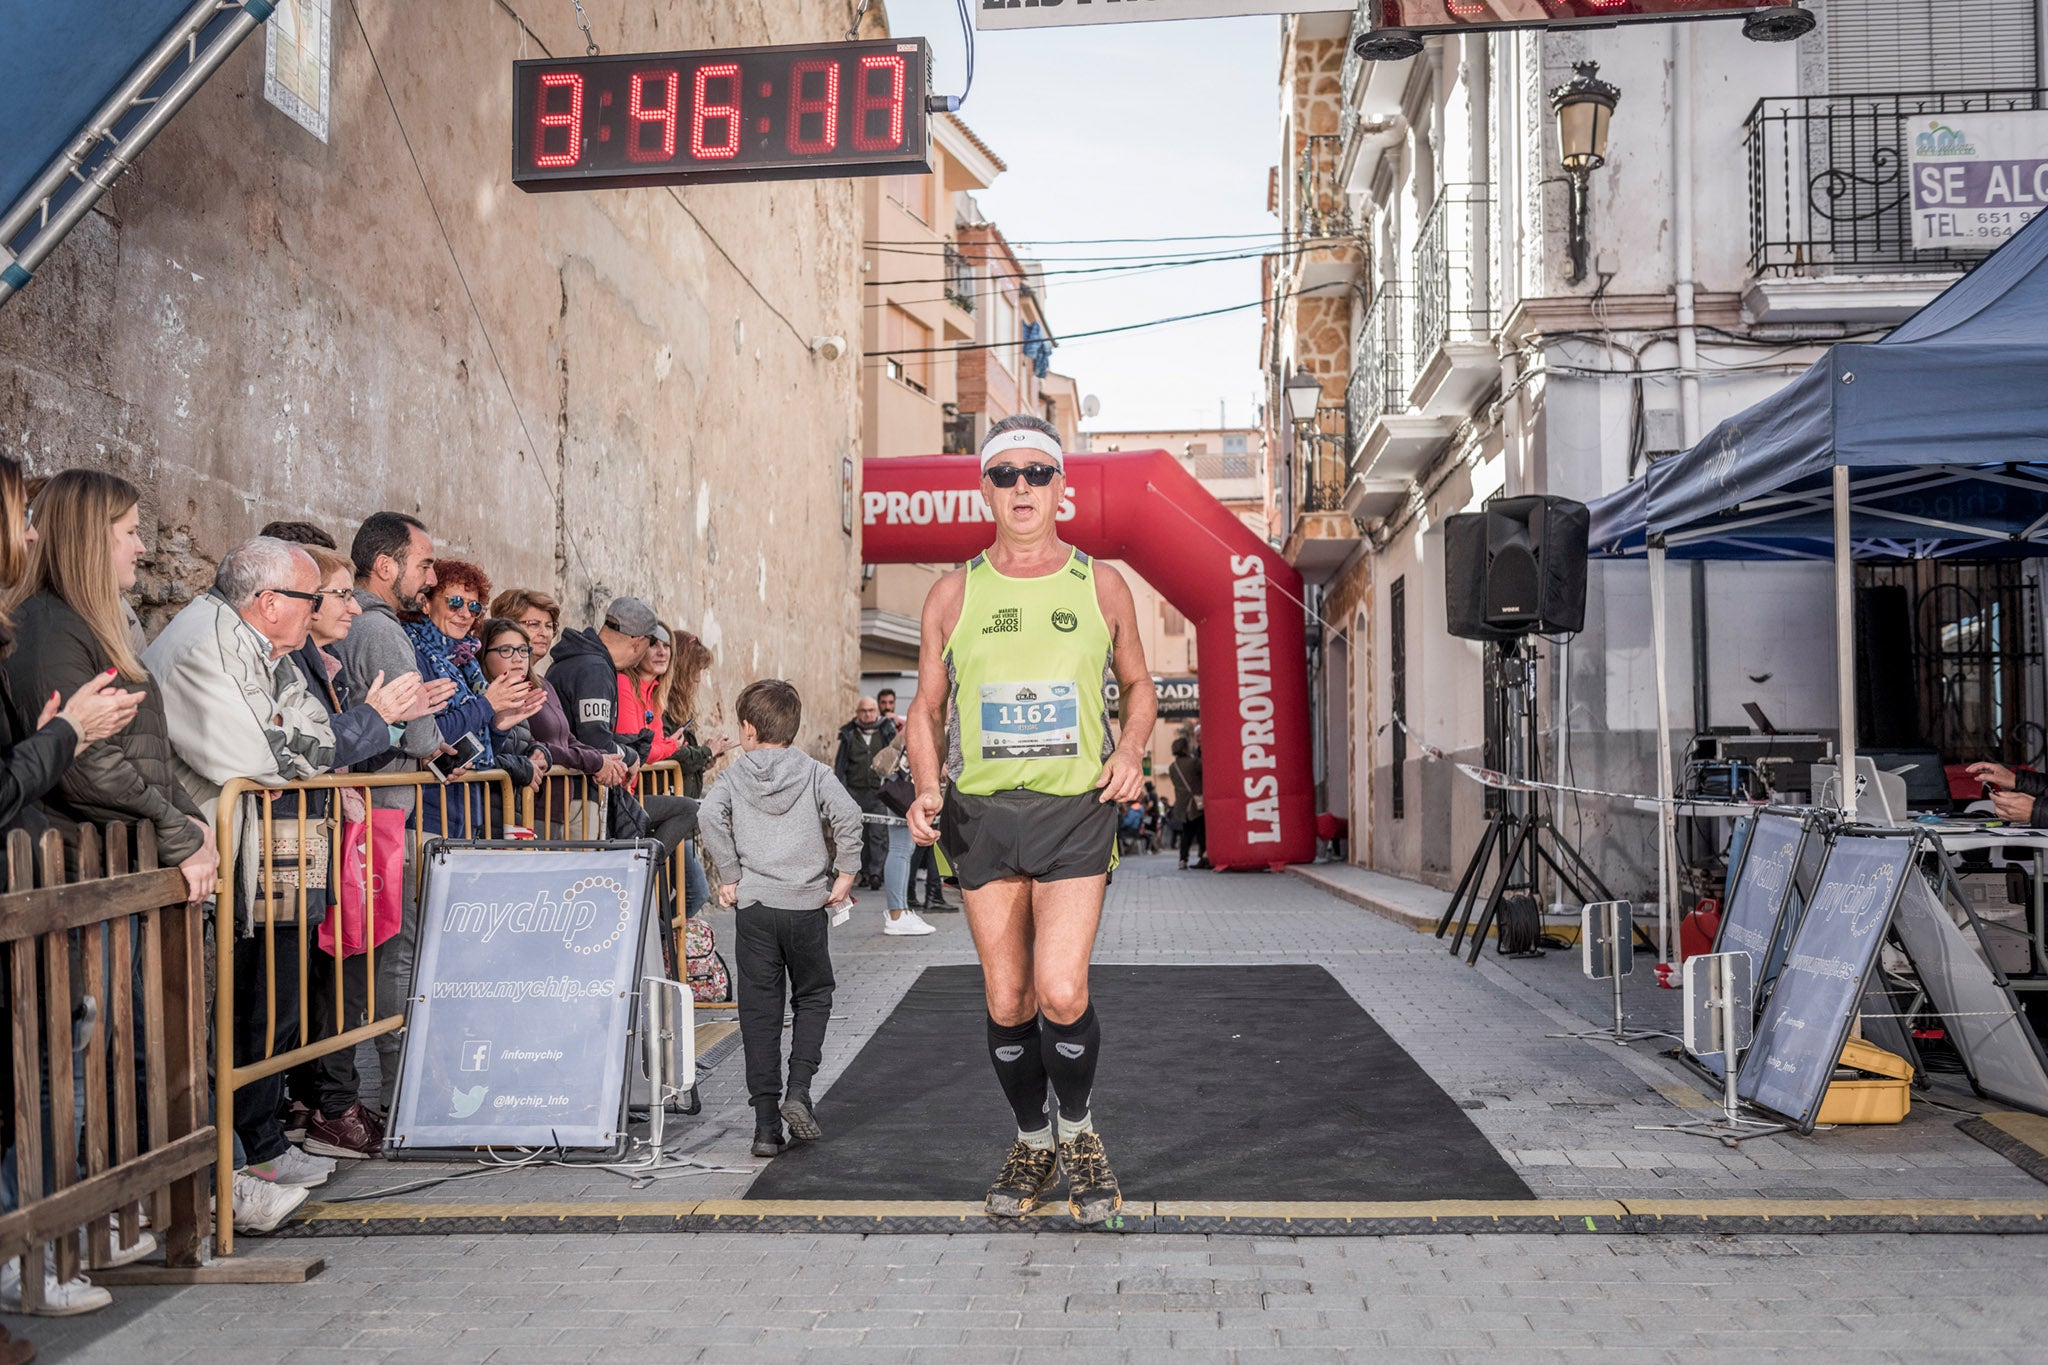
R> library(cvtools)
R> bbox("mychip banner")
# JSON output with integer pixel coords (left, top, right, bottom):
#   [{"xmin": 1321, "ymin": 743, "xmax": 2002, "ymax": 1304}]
[
  {"xmin": 388, "ymin": 842, "xmax": 660, "ymax": 1156},
  {"xmin": 978, "ymin": 0, "xmax": 1349, "ymax": 29},
  {"xmin": 1908, "ymin": 109, "xmax": 2048, "ymax": 250}
]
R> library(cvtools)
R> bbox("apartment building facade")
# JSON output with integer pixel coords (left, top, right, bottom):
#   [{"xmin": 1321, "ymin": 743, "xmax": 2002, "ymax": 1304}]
[{"xmin": 1265, "ymin": 1, "xmax": 2044, "ymax": 899}]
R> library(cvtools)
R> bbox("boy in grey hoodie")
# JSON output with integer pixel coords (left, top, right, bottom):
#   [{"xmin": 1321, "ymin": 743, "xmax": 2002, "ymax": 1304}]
[{"xmin": 699, "ymin": 679, "xmax": 864, "ymax": 1156}]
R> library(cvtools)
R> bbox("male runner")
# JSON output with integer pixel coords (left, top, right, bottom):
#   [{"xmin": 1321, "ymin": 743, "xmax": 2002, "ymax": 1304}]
[{"xmin": 904, "ymin": 413, "xmax": 1156, "ymax": 1225}]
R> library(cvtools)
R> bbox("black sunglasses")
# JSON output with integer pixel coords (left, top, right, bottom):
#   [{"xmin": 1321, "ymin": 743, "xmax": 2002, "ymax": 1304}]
[
  {"xmin": 267, "ymin": 587, "xmax": 324, "ymax": 609},
  {"xmin": 986, "ymin": 463, "xmax": 1059, "ymax": 489}
]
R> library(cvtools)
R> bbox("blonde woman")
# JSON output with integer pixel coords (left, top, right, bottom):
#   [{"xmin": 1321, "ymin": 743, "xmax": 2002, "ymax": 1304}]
[{"xmin": 4, "ymin": 470, "xmax": 217, "ymax": 903}]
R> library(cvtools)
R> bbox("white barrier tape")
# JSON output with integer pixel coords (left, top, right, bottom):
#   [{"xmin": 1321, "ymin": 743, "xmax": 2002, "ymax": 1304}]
[{"xmin": 1387, "ymin": 706, "xmax": 1699, "ymax": 809}]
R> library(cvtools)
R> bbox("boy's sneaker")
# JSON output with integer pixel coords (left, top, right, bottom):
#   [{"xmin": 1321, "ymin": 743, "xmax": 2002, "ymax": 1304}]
[
  {"xmin": 751, "ymin": 1123, "xmax": 788, "ymax": 1158},
  {"xmin": 1058, "ymin": 1130, "xmax": 1123, "ymax": 1225},
  {"xmin": 230, "ymin": 1170, "xmax": 308, "ymax": 1234},
  {"xmin": 984, "ymin": 1138, "xmax": 1059, "ymax": 1218},
  {"xmin": 0, "ymin": 1258, "xmax": 112, "ymax": 1317},
  {"xmin": 884, "ymin": 909, "xmax": 935, "ymax": 936},
  {"xmin": 304, "ymin": 1103, "xmax": 384, "ymax": 1159},
  {"xmin": 780, "ymin": 1092, "xmax": 823, "ymax": 1142},
  {"xmin": 247, "ymin": 1145, "xmax": 334, "ymax": 1189}
]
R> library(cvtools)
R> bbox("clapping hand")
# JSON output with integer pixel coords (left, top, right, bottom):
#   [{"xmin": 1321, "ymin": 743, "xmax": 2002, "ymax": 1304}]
[
  {"xmin": 41, "ymin": 669, "xmax": 146, "ymax": 751},
  {"xmin": 364, "ymin": 671, "xmax": 437, "ymax": 725}
]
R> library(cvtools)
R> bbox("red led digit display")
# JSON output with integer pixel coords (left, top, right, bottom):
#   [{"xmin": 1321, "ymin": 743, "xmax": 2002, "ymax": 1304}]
[
  {"xmin": 627, "ymin": 70, "xmax": 678, "ymax": 163},
  {"xmin": 1374, "ymin": 0, "xmax": 1788, "ymax": 30},
  {"xmin": 512, "ymin": 38, "xmax": 932, "ymax": 192},
  {"xmin": 787, "ymin": 59, "xmax": 839, "ymax": 155}
]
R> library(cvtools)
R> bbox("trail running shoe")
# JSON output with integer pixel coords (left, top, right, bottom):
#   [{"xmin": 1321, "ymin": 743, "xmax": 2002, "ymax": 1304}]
[
  {"xmin": 985, "ymin": 1139, "xmax": 1059, "ymax": 1218},
  {"xmin": 780, "ymin": 1092, "xmax": 823, "ymax": 1142},
  {"xmin": 1059, "ymin": 1130, "xmax": 1122, "ymax": 1226}
]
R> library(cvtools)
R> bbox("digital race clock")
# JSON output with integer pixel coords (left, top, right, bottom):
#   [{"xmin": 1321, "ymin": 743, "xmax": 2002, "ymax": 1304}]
[
  {"xmin": 512, "ymin": 38, "xmax": 933, "ymax": 192},
  {"xmin": 1359, "ymin": 0, "xmax": 1811, "ymax": 48}
]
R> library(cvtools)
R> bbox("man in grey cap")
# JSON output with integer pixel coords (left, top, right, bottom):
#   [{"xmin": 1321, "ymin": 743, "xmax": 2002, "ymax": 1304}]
[{"xmin": 545, "ymin": 596, "xmax": 661, "ymax": 838}]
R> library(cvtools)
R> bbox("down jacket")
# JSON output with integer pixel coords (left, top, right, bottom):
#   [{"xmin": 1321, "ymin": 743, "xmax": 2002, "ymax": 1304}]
[{"xmin": 3, "ymin": 592, "xmax": 205, "ymax": 863}]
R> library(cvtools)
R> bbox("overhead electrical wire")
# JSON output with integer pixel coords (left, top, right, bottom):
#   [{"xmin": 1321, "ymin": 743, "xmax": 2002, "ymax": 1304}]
[
  {"xmin": 865, "ymin": 242, "xmax": 1325, "ymax": 289},
  {"xmin": 863, "ymin": 229, "xmax": 1318, "ymax": 248},
  {"xmin": 864, "ymin": 237, "xmax": 1349, "ymax": 263},
  {"xmin": 863, "ymin": 282, "xmax": 1345, "ymax": 361}
]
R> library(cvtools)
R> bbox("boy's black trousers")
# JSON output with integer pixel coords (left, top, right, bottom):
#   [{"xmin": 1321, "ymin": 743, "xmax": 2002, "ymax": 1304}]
[{"xmin": 733, "ymin": 904, "xmax": 836, "ymax": 1115}]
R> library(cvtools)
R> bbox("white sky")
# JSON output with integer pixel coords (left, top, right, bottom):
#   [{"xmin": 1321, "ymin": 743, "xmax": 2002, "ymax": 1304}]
[{"xmin": 882, "ymin": 3, "xmax": 1282, "ymax": 433}]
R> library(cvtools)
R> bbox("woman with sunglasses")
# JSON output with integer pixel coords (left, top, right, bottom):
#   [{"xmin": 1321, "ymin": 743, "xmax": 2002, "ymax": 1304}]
[
  {"xmin": 903, "ymin": 414, "xmax": 1156, "ymax": 1226},
  {"xmin": 402, "ymin": 561, "xmax": 543, "ymax": 837}
]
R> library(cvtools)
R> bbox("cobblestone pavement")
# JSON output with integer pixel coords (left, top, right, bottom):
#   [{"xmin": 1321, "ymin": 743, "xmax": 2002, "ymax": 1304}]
[
  {"xmin": 9, "ymin": 851, "xmax": 2048, "ymax": 1360},
  {"xmin": 17, "ymin": 1229, "xmax": 2048, "ymax": 1362}
]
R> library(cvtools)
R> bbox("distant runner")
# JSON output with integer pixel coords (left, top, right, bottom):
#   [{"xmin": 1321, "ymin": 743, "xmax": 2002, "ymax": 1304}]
[{"xmin": 904, "ymin": 414, "xmax": 1156, "ymax": 1225}]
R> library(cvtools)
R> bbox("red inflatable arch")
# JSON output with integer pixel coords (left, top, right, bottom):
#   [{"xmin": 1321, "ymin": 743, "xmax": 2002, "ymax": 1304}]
[{"xmin": 861, "ymin": 452, "xmax": 1315, "ymax": 869}]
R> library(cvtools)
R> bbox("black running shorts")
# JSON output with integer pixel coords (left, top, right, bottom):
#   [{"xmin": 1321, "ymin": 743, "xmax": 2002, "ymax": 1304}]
[{"xmin": 938, "ymin": 788, "xmax": 1120, "ymax": 891}]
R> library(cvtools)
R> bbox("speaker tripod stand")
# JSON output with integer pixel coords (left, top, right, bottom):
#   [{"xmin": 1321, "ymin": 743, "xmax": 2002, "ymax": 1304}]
[{"xmin": 1435, "ymin": 640, "xmax": 1653, "ymax": 965}]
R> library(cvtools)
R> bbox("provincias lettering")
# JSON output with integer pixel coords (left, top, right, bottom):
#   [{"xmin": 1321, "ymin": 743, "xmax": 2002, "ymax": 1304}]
[{"xmin": 1230, "ymin": 552, "xmax": 1281, "ymax": 844}]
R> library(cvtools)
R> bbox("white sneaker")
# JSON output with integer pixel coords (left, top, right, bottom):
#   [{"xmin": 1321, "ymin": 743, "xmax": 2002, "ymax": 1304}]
[
  {"xmin": 232, "ymin": 1169, "xmax": 309, "ymax": 1233},
  {"xmin": 0, "ymin": 1256, "xmax": 113, "ymax": 1316},
  {"xmin": 884, "ymin": 909, "xmax": 936, "ymax": 936},
  {"xmin": 248, "ymin": 1144, "xmax": 332, "ymax": 1189},
  {"xmin": 88, "ymin": 1217, "xmax": 158, "ymax": 1267}
]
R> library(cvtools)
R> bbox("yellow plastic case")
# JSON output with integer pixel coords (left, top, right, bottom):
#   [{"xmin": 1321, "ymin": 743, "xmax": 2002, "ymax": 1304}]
[{"xmin": 1817, "ymin": 1038, "xmax": 1914, "ymax": 1125}]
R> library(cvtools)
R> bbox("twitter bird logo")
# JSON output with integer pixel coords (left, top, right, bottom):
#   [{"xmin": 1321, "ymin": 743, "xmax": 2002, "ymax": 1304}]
[{"xmin": 449, "ymin": 1084, "xmax": 487, "ymax": 1118}]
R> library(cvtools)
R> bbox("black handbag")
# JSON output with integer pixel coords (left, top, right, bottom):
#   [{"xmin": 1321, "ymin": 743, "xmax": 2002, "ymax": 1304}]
[{"xmin": 878, "ymin": 771, "xmax": 917, "ymax": 818}]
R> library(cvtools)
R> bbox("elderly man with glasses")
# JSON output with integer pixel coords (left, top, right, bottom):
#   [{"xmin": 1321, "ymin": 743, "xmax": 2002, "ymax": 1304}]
[{"xmin": 143, "ymin": 535, "xmax": 350, "ymax": 1192}]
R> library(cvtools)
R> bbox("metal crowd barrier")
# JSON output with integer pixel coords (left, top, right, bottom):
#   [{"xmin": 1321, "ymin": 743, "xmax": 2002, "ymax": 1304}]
[
  {"xmin": 211, "ymin": 759, "xmax": 707, "ymax": 1255},
  {"xmin": 1, "ymin": 823, "xmax": 213, "ymax": 1306}
]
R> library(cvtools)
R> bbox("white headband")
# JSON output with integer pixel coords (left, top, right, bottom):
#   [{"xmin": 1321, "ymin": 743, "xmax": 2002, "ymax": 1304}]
[{"xmin": 979, "ymin": 427, "xmax": 1064, "ymax": 469}]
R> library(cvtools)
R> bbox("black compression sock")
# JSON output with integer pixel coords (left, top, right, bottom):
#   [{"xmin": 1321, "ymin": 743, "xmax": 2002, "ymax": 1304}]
[
  {"xmin": 986, "ymin": 1015, "xmax": 1051, "ymax": 1133},
  {"xmin": 1039, "ymin": 1004, "xmax": 1100, "ymax": 1124}
]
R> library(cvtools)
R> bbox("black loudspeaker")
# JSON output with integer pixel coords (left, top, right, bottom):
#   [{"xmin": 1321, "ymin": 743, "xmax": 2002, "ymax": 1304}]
[
  {"xmin": 1444, "ymin": 514, "xmax": 1525, "ymax": 641},
  {"xmin": 1444, "ymin": 495, "xmax": 1590, "ymax": 640}
]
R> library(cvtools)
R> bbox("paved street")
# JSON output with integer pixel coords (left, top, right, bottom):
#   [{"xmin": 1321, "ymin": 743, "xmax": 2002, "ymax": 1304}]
[{"xmin": 11, "ymin": 851, "xmax": 2048, "ymax": 1361}]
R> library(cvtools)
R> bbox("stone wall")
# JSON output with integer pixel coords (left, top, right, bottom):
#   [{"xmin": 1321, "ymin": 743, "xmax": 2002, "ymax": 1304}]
[{"xmin": 0, "ymin": 1, "xmax": 866, "ymax": 754}]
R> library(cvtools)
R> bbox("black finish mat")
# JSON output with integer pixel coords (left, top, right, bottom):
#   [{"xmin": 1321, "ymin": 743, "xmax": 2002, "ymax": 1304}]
[{"xmin": 744, "ymin": 963, "xmax": 1532, "ymax": 1202}]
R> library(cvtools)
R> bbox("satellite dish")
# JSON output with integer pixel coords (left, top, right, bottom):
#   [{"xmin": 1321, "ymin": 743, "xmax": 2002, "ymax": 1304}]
[{"xmin": 1081, "ymin": 394, "xmax": 1101, "ymax": 419}]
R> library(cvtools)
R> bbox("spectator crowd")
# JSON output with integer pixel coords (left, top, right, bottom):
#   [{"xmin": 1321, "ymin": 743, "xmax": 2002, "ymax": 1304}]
[{"xmin": 0, "ymin": 462, "xmax": 762, "ymax": 1313}]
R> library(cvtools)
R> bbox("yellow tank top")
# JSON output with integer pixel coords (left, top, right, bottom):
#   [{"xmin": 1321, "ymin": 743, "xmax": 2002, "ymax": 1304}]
[{"xmin": 943, "ymin": 548, "xmax": 1115, "ymax": 797}]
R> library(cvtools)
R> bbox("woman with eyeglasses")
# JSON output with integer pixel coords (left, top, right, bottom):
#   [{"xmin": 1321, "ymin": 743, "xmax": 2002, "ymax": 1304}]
[
  {"xmin": 478, "ymin": 616, "xmax": 612, "ymax": 834},
  {"xmin": 402, "ymin": 560, "xmax": 543, "ymax": 837}
]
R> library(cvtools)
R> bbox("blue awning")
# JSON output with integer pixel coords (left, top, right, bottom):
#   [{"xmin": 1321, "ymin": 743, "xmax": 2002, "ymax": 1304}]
[
  {"xmin": 2, "ymin": 0, "xmax": 267, "ymax": 295},
  {"xmin": 1588, "ymin": 210, "xmax": 2048, "ymax": 561}
]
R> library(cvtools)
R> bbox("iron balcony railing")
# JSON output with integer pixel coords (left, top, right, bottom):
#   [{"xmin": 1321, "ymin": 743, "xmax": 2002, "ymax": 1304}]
[
  {"xmin": 1299, "ymin": 416, "xmax": 1351, "ymax": 514},
  {"xmin": 1413, "ymin": 183, "xmax": 1491, "ymax": 363},
  {"xmin": 1745, "ymin": 88, "xmax": 2048, "ymax": 276},
  {"xmin": 1339, "ymin": 0, "xmax": 1368, "ymax": 144},
  {"xmin": 1346, "ymin": 281, "xmax": 1416, "ymax": 451},
  {"xmin": 943, "ymin": 245, "xmax": 977, "ymax": 312}
]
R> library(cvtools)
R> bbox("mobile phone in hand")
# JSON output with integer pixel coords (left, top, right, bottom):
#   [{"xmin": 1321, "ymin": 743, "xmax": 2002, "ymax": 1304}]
[{"xmin": 428, "ymin": 731, "xmax": 485, "ymax": 779}]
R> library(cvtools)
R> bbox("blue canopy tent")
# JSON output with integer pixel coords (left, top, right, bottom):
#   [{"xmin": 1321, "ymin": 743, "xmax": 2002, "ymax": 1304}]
[
  {"xmin": 0, "ymin": 0, "xmax": 273, "ymax": 307},
  {"xmin": 1586, "ymin": 208, "xmax": 2048, "ymax": 926}
]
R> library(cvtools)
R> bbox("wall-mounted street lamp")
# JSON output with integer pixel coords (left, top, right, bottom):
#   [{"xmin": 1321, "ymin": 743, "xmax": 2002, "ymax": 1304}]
[
  {"xmin": 1548, "ymin": 61, "xmax": 1621, "ymax": 287},
  {"xmin": 1283, "ymin": 364, "xmax": 1323, "ymax": 426}
]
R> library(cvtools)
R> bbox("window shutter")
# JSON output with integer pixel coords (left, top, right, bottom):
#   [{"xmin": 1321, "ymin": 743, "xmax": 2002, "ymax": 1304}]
[{"xmin": 1827, "ymin": 0, "xmax": 2039, "ymax": 92}]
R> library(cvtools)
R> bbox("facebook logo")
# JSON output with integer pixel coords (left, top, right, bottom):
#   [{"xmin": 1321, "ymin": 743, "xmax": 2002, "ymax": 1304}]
[{"xmin": 461, "ymin": 1040, "xmax": 492, "ymax": 1072}]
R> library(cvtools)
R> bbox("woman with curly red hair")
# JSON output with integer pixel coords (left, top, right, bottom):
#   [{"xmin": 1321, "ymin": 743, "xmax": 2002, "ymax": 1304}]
[{"xmin": 404, "ymin": 559, "xmax": 542, "ymax": 836}]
